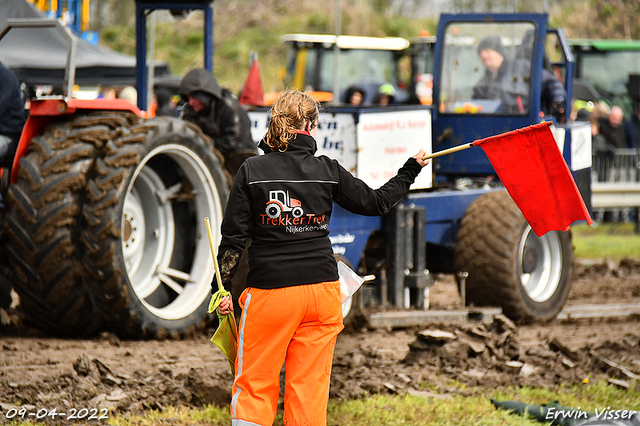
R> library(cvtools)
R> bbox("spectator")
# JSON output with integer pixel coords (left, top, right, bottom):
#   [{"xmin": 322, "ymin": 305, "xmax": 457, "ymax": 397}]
[
  {"xmin": 591, "ymin": 115, "xmax": 614, "ymax": 158},
  {"xmin": 96, "ymin": 85, "xmax": 116, "ymax": 100},
  {"xmin": 473, "ymin": 35, "xmax": 566, "ymax": 119},
  {"xmin": 118, "ymin": 86, "xmax": 138, "ymax": 106},
  {"xmin": 179, "ymin": 68, "xmax": 257, "ymax": 175},
  {"xmin": 598, "ymin": 105, "xmax": 626, "ymax": 149},
  {"xmin": 154, "ymin": 86, "xmax": 177, "ymax": 117},
  {"xmin": 372, "ymin": 83, "xmax": 396, "ymax": 106},
  {"xmin": 343, "ymin": 85, "xmax": 366, "ymax": 106},
  {"xmin": 0, "ymin": 61, "xmax": 26, "ymax": 169}
]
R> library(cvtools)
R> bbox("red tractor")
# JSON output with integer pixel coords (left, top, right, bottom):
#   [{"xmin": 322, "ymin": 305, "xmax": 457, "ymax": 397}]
[{"xmin": 0, "ymin": 1, "xmax": 231, "ymax": 338}]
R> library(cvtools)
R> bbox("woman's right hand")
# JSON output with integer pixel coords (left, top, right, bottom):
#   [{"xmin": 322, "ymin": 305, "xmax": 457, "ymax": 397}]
[
  {"xmin": 218, "ymin": 295, "xmax": 233, "ymax": 315},
  {"xmin": 413, "ymin": 149, "xmax": 430, "ymax": 167}
]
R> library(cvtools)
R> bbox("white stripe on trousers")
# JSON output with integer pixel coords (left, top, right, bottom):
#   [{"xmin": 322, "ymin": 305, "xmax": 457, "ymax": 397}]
[{"xmin": 231, "ymin": 292, "xmax": 251, "ymax": 421}]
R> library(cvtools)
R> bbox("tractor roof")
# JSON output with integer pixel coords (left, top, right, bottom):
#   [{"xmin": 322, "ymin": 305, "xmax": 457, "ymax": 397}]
[
  {"xmin": 281, "ymin": 34, "xmax": 409, "ymax": 51},
  {"xmin": 569, "ymin": 38, "xmax": 640, "ymax": 51}
]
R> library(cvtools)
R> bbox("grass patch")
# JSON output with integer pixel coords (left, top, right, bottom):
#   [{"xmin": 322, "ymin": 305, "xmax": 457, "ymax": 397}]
[
  {"xmin": 20, "ymin": 381, "xmax": 625, "ymax": 426},
  {"xmin": 572, "ymin": 222, "xmax": 640, "ymax": 260}
]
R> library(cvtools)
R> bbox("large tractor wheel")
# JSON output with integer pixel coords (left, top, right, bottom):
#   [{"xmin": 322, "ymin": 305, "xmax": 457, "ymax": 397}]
[
  {"xmin": 0, "ymin": 204, "xmax": 12, "ymax": 309},
  {"xmin": 82, "ymin": 117, "xmax": 229, "ymax": 338},
  {"xmin": 453, "ymin": 190, "xmax": 573, "ymax": 323},
  {"xmin": 3, "ymin": 113, "xmax": 135, "ymax": 334}
]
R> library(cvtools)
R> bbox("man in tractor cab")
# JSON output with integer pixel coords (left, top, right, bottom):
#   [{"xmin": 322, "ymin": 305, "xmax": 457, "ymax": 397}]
[
  {"xmin": 473, "ymin": 35, "xmax": 567, "ymax": 121},
  {"xmin": 179, "ymin": 68, "xmax": 257, "ymax": 175},
  {"xmin": 0, "ymin": 61, "xmax": 25, "ymax": 169}
]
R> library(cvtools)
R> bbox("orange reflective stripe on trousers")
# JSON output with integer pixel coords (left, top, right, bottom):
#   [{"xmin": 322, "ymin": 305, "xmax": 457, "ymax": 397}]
[{"xmin": 231, "ymin": 281, "xmax": 344, "ymax": 426}]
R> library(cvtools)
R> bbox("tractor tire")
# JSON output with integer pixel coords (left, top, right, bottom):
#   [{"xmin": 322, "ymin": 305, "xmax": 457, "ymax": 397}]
[
  {"xmin": 0, "ymin": 201, "xmax": 12, "ymax": 309},
  {"xmin": 82, "ymin": 117, "xmax": 229, "ymax": 339},
  {"xmin": 3, "ymin": 112, "xmax": 137, "ymax": 335},
  {"xmin": 453, "ymin": 190, "xmax": 573, "ymax": 323}
]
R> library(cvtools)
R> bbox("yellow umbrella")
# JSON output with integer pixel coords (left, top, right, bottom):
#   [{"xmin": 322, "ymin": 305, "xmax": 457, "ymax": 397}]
[{"xmin": 204, "ymin": 218, "xmax": 238, "ymax": 377}]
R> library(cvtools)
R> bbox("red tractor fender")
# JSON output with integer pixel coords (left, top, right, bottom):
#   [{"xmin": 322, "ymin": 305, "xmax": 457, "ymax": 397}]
[{"xmin": 10, "ymin": 98, "xmax": 144, "ymax": 184}]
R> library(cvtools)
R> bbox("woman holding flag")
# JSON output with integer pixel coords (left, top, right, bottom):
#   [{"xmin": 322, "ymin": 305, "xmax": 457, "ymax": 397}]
[{"xmin": 214, "ymin": 89, "xmax": 428, "ymax": 426}]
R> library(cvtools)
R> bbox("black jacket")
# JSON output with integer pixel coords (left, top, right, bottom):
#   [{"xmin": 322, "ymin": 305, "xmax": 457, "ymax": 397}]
[
  {"xmin": 0, "ymin": 62, "xmax": 25, "ymax": 142},
  {"xmin": 473, "ymin": 58, "xmax": 565, "ymax": 115},
  {"xmin": 179, "ymin": 69, "xmax": 256, "ymax": 157},
  {"xmin": 473, "ymin": 58, "xmax": 530, "ymax": 113},
  {"xmin": 216, "ymin": 132, "xmax": 423, "ymax": 291}
]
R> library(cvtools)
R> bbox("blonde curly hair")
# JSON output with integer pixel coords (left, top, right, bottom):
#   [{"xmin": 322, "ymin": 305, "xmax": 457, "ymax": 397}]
[{"xmin": 265, "ymin": 90, "xmax": 319, "ymax": 151}]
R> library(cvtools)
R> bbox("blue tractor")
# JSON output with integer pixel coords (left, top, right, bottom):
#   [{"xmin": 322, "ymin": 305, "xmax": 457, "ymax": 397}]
[{"xmin": 254, "ymin": 13, "xmax": 592, "ymax": 324}]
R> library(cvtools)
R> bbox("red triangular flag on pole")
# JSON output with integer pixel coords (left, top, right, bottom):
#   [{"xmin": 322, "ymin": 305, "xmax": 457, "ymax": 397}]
[
  {"xmin": 473, "ymin": 122, "xmax": 593, "ymax": 237},
  {"xmin": 239, "ymin": 59, "xmax": 264, "ymax": 106}
]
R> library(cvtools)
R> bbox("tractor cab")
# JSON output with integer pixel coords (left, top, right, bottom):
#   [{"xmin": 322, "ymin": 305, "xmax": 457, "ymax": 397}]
[
  {"xmin": 570, "ymin": 38, "xmax": 640, "ymax": 115},
  {"xmin": 430, "ymin": 14, "xmax": 585, "ymax": 180}
]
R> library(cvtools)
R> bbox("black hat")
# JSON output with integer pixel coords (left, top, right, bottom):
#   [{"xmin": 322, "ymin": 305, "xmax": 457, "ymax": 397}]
[{"xmin": 478, "ymin": 35, "xmax": 505, "ymax": 57}]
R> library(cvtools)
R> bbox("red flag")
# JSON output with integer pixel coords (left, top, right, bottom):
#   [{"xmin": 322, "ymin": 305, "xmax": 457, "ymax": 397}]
[
  {"xmin": 239, "ymin": 59, "xmax": 264, "ymax": 106},
  {"xmin": 473, "ymin": 121, "xmax": 593, "ymax": 237}
]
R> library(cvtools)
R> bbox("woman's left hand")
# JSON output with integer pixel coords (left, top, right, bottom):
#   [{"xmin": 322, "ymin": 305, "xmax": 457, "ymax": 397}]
[{"xmin": 413, "ymin": 149, "xmax": 430, "ymax": 167}]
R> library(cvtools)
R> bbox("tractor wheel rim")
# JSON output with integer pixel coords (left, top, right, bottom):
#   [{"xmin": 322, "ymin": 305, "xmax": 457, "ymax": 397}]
[
  {"xmin": 517, "ymin": 225, "xmax": 563, "ymax": 302},
  {"xmin": 123, "ymin": 168, "xmax": 169, "ymax": 291},
  {"xmin": 123, "ymin": 143, "xmax": 224, "ymax": 320}
]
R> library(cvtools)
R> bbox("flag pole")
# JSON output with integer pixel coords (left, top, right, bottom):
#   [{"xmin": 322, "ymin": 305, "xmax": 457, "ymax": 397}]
[
  {"xmin": 422, "ymin": 142, "xmax": 475, "ymax": 160},
  {"xmin": 204, "ymin": 217, "xmax": 224, "ymax": 292}
]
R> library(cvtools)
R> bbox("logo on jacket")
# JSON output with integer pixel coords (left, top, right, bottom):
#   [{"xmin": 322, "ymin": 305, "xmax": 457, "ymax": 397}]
[{"xmin": 265, "ymin": 190, "xmax": 304, "ymax": 219}]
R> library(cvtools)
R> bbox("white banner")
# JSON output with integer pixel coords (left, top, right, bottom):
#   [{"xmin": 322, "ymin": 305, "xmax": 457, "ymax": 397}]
[{"xmin": 356, "ymin": 109, "xmax": 432, "ymax": 189}]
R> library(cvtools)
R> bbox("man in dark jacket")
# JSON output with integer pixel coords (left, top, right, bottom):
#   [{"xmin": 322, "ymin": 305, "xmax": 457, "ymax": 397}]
[
  {"xmin": 473, "ymin": 35, "xmax": 566, "ymax": 119},
  {"xmin": 599, "ymin": 105, "xmax": 627, "ymax": 149},
  {"xmin": 0, "ymin": 61, "xmax": 26, "ymax": 168},
  {"xmin": 179, "ymin": 68, "xmax": 257, "ymax": 174}
]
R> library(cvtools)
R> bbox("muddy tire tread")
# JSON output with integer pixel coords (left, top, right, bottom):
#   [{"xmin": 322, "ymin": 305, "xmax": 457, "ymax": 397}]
[
  {"xmin": 453, "ymin": 191, "xmax": 572, "ymax": 323},
  {"xmin": 3, "ymin": 113, "xmax": 141, "ymax": 336}
]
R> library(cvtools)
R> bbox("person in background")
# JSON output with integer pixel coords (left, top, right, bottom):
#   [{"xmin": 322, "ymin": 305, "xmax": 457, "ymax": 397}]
[
  {"xmin": 179, "ymin": 68, "xmax": 257, "ymax": 175},
  {"xmin": 586, "ymin": 109, "xmax": 615, "ymax": 178},
  {"xmin": 373, "ymin": 83, "xmax": 396, "ymax": 106},
  {"xmin": 473, "ymin": 35, "xmax": 566, "ymax": 119},
  {"xmin": 215, "ymin": 90, "xmax": 428, "ymax": 426},
  {"xmin": 154, "ymin": 86, "xmax": 177, "ymax": 117},
  {"xmin": 118, "ymin": 86, "xmax": 138, "ymax": 106},
  {"xmin": 0, "ymin": 61, "xmax": 25, "ymax": 169},
  {"xmin": 598, "ymin": 105, "xmax": 626, "ymax": 149},
  {"xmin": 344, "ymin": 85, "xmax": 366, "ymax": 106},
  {"xmin": 96, "ymin": 85, "xmax": 116, "ymax": 100}
]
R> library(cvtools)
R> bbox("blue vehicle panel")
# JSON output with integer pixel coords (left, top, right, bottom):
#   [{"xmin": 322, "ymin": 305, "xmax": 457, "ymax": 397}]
[{"xmin": 328, "ymin": 188, "xmax": 502, "ymax": 269}]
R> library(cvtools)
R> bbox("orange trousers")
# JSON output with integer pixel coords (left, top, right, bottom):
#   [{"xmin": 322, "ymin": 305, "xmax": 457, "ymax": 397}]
[{"xmin": 231, "ymin": 281, "xmax": 344, "ymax": 426}]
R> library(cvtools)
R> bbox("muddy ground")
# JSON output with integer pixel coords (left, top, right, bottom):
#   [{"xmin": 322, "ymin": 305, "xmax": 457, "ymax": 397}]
[{"xmin": 0, "ymin": 258, "xmax": 639, "ymax": 424}]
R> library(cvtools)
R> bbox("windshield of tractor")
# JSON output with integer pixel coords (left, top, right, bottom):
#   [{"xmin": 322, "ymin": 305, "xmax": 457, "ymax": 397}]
[
  {"xmin": 438, "ymin": 21, "xmax": 536, "ymax": 115},
  {"xmin": 580, "ymin": 50, "xmax": 640, "ymax": 103},
  {"xmin": 318, "ymin": 49, "xmax": 399, "ymax": 93},
  {"xmin": 285, "ymin": 45, "xmax": 399, "ymax": 94}
]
